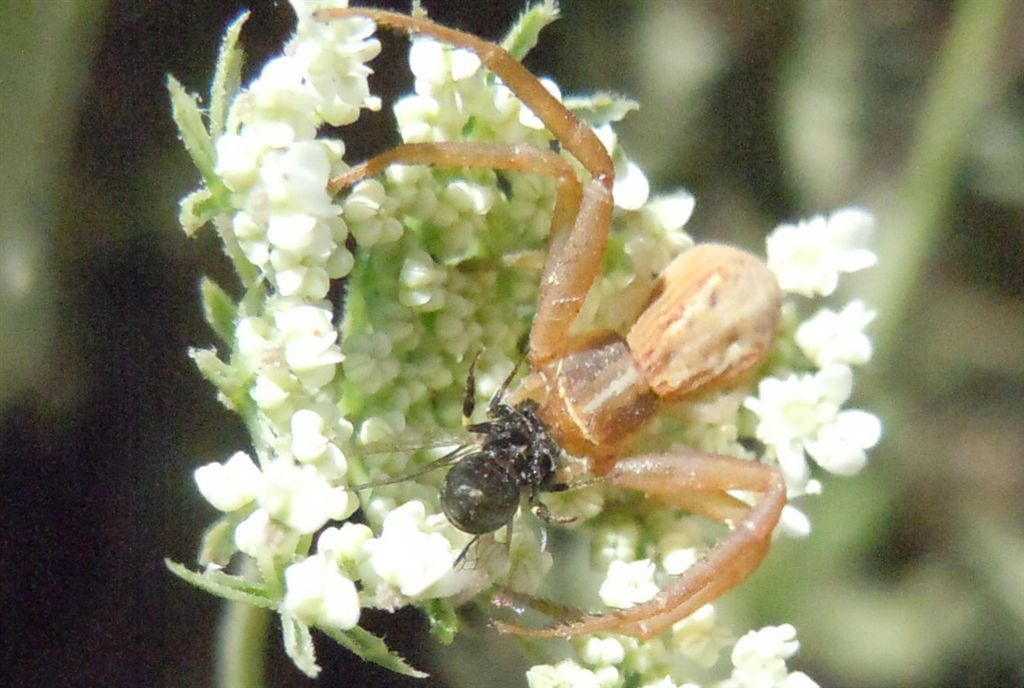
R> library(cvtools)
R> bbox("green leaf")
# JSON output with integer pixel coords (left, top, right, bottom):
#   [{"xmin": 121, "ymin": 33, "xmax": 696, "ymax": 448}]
[
  {"xmin": 320, "ymin": 625, "xmax": 429, "ymax": 679},
  {"xmin": 501, "ymin": 0, "xmax": 560, "ymax": 61},
  {"xmin": 282, "ymin": 614, "xmax": 321, "ymax": 678},
  {"xmin": 426, "ymin": 599, "xmax": 459, "ymax": 645},
  {"xmin": 210, "ymin": 11, "xmax": 249, "ymax": 139},
  {"xmin": 198, "ymin": 512, "xmax": 246, "ymax": 568},
  {"xmin": 165, "ymin": 559, "xmax": 277, "ymax": 609},
  {"xmin": 564, "ymin": 92, "xmax": 640, "ymax": 126},
  {"xmin": 189, "ymin": 346, "xmax": 247, "ymax": 409},
  {"xmin": 178, "ymin": 188, "xmax": 216, "ymax": 237},
  {"xmin": 168, "ymin": 75, "xmax": 217, "ymax": 185},
  {"xmin": 200, "ymin": 276, "xmax": 238, "ymax": 344}
]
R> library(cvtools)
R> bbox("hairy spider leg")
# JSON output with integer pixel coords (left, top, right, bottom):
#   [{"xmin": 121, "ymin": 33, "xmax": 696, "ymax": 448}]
[
  {"xmin": 462, "ymin": 349, "xmax": 484, "ymax": 423},
  {"xmin": 349, "ymin": 442, "xmax": 470, "ymax": 490},
  {"xmin": 493, "ymin": 450, "xmax": 786, "ymax": 638},
  {"xmin": 317, "ymin": 8, "xmax": 617, "ymax": 365}
]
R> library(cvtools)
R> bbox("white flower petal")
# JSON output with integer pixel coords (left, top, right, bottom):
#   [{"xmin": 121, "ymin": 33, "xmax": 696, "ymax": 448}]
[
  {"xmin": 291, "ymin": 409, "xmax": 329, "ymax": 462},
  {"xmin": 234, "ymin": 507, "xmax": 300, "ymax": 558},
  {"xmin": 826, "ymin": 206, "xmax": 875, "ymax": 252},
  {"xmin": 194, "ymin": 451, "xmax": 262, "ymax": 512},
  {"xmin": 815, "ymin": 364, "xmax": 854, "ymax": 405},
  {"xmin": 647, "ymin": 190, "xmax": 696, "ymax": 231},
  {"xmin": 775, "ymin": 441, "xmax": 811, "ymax": 490},
  {"xmin": 613, "ymin": 160, "xmax": 650, "ymax": 211},
  {"xmin": 215, "ymin": 133, "xmax": 264, "ymax": 190},
  {"xmin": 779, "ymin": 504, "xmax": 812, "ymax": 538}
]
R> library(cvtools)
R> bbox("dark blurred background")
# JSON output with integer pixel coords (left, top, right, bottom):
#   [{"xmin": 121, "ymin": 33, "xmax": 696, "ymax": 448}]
[{"xmin": 1, "ymin": 1, "xmax": 1022, "ymax": 687}]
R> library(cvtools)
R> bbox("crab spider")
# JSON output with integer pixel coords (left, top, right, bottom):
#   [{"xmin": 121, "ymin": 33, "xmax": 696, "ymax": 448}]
[{"xmin": 316, "ymin": 6, "xmax": 785, "ymax": 639}]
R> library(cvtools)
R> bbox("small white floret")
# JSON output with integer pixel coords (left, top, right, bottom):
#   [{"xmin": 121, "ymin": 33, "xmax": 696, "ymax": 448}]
[
  {"xmin": 399, "ymin": 250, "xmax": 447, "ymax": 311},
  {"xmin": 289, "ymin": 6, "xmax": 381, "ymax": 126},
  {"xmin": 257, "ymin": 460, "xmax": 352, "ymax": 534},
  {"xmin": 646, "ymin": 190, "xmax": 696, "ymax": 232},
  {"xmin": 318, "ymin": 522, "xmax": 373, "ymax": 562},
  {"xmin": 290, "ymin": 409, "xmax": 329, "ymax": 463},
  {"xmin": 234, "ymin": 507, "xmax": 300, "ymax": 558},
  {"xmin": 599, "ymin": 559, "xmax": 660, "ymax": 609},
  {"xmin": 274, "ymin": 304, "xmax": 345, "ymax": 385},
  {"xmin": 215, "ymin": 133, "xmax": 265, "ymax": 191},
  {"xmin": 526, "ymin": 660, "xmax": 603, "ymax": 688},
  {"xmin": 766, "ymin": 207, "xmax": 877, "ymax": 297},
  {"xmin": 779, "ymin": 504, "xmax": 812, "ymax": 538},
  {"xmin": 795, "ymin": 300, "xmax": 876, "ymax": 367},
  {"xmin": 722, "ymin": 624, "xmax": 820, "ymax": 688},
  {"xmin": 194, "ymin": 451, "xmax": 262, "ymax": 512},
  {"xmin": 744, "ymin": 365, "xmax": 881, "ymax": 490},
  {"xmin": 805, "ymin": 408, "xmax": 882, "ymax": 476},
  {"xmin": 266, "ymin": 213, "xmax": 323, "ymax": 255},
  {"xmin": 661, "ymin": 545, "xmax": 698, "ymax": 576},
  {"xmin": 580, "ymin": 637, "xmax": 626, "ymax": 666},
  {"xmin": 671, "ymin": 603, "xmax": 729, "ymax": 669},
  {"xmin": 260, "ymin": 142, "xmax": 335, "ymax": 217},
  {"xmin": 283, "ymin": 553, "xmax": 361, "ymax": 630},
  {"xmin": 361, "ymin": 501, "xmax": 459, "ymax": 599},
  {"xmin": 409, "ymin": 39, "xmax": 456, "ymax": 86},
  {"xmin": 245, "ymin": 56, "xmax": 320, "ymax": 146}
]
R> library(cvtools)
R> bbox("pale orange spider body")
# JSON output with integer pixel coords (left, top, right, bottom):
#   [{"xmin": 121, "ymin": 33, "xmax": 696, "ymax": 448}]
[{"xmin": 317, "ymin": 6, "xmax": 786, "ymax": 639}]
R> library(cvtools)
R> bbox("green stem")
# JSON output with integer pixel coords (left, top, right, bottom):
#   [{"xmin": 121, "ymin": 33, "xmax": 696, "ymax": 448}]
[
  {"xmin": 216, "ymin": 574, "xmax": 271, "ymax": 688},
  {"xmin": 866, "ymin": 0, "xmax": 1009, "ymax": 360}
]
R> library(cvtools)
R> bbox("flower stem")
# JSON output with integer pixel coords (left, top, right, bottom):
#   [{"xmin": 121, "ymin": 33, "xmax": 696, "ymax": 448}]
[
  {"xmin": 216, "ymin": 593, "xmax": 270, "ymax": 688},
  {"xmin": 866, "ymin": 0, "xmax": 1009, "ymax": 360}
]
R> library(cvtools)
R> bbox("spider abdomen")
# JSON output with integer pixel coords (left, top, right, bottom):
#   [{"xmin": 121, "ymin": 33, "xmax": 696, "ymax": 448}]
[
  {"xmin": 441, "ymin": 452, "xmax": 520, "ymax": 535},
  {"xmin": 627, "ymin": 244, "xmax": 781, "ymax": 401}
]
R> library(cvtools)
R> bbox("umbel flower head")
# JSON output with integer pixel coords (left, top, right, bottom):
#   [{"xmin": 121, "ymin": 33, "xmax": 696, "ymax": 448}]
[{"xmin": 167, "ymin": 1, "xmax": 881, "ymax": 685}]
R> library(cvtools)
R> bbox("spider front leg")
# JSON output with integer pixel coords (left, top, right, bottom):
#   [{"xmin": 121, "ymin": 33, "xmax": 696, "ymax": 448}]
[
  {"xmin": 318, "ymin": 8, "xmax": 617, "ymax": 365},
  {"xmin": 494, "ymin": 450, "xmax": 785, "ymax": 638}
]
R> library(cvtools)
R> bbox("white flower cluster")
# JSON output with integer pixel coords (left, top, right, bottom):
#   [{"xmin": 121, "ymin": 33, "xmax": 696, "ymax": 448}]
[
  {"xmin": 765, "ymin": 207, "xmax": 876, "ymax": 298},
  {"xmin": 215, "ymin": 4, "xmax": 381, "ymax": 300},
  {"xmin": 186, "ymin": 0, "xmax": 571, "ymax": 644},
  {"xmin": 174, "ymin": 1, "xmax": 882, "ymax": 684},
  {"xmin": 720, "ymin": 625, "xmax": 819, "ymax": 688},
  {"xmin": 746, "ymin": 207, "xmax": 882, "ymax": 495},
  {"xmin": 527, "ymin": 622, "xmax": 818, "ymax": 688},
  {"xmin": 189, "ymin": 0, "xmax": 384, "ymax": 636}
]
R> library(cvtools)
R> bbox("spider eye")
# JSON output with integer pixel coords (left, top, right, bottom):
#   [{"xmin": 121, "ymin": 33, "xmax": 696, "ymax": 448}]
[{"xmin": 441, "ymin": 453, "xmax": 520, "ymax": 535}]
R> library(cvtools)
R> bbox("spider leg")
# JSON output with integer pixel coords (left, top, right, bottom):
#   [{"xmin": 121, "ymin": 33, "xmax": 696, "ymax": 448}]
[
  {"xmin": 489, "ymin": 353, "xmax": 528, "ymax": 414},
  {"xmin": 317, "ymin": 8, "xmax": 617, "ymax": 365},
  {"xmin": 493, "ymin": 450, "xmax": 786, "ymax": 638},
  {"xmin": 315, "ymin": 9, "xmax": 613, "ymax": 178},
  {"xmin": 531, "ymin": 497, "xmax": 576, "ymax": 527},
  {"xmin": 350, "ymin": 443, "xmax": 470, "ymax": 489},
  {"xmin": 328, "ymin": 142, "xmax": 579, "ymax": 200},
  {"xmin": 463, "ymin": 349, "xmax": 483, "ymax": 422},
  {"xmin": 453, "ymin": 535, "xmax": 481, "ymax": 568}
]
